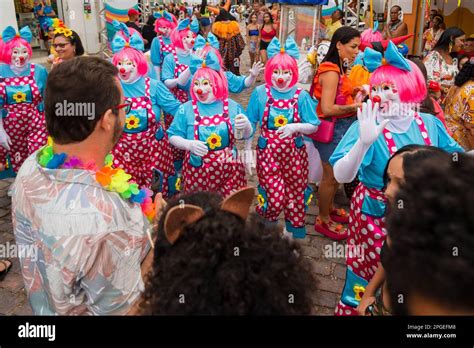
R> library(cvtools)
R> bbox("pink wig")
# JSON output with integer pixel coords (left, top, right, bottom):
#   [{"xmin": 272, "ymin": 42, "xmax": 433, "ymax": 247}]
[
  {"xmin": 264, "ymin": 53, "xmax": 299, "ymax": 88},
  {"xmin": 190, "ymin": 68, "xmax": 228, "ymax": 101},
  {"xmin": 112, "ymin": 47, "xmax": 148, "ymax": 76},
  {"xmin": 202, "ymin": 45, "xmax": 224, "ymax": 68},
  {"xmin": 170, "ymin": 27, "xmax": 195, "ymax": 50},
  {"xmin": 360, "ymin": 29, "xmax": 383, "ymax": 51},
  {"xmin": 370, "ymin": 61, "xmax": 427, "ymax": 103},
  {"xmin": 1, "ymin": 37, "xmax": 32, "ymax": 65},
  {"xmin": 0, "ymin": 38, "xmax": 4, "ymax": 63},
  {"xmin": 154, "ymin": 14, "xmax": 178, "ymax": 34}
]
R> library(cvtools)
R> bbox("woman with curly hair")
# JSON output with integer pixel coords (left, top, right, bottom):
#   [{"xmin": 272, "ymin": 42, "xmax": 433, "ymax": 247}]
[{"xmin": 139, "ymin": 188, "xmax": 317, "ymax": 315}]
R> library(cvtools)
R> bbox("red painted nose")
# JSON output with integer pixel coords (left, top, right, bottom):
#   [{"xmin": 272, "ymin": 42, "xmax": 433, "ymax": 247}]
[
  {"xmin": 372, "ymin": 95, "xmax": 381, "ymax": 104},
  {"xmin": 278, "ymin": 78, "xmax": 284, "ymax": 84},
  {"xmin": 191, "ymin": 40, "xmax": 195, "ymax": 45},
  {"xmin": 19, "ymin": 57, "xmax": 25, "ymax": 63},
  {"xmin": 197, "ymin": 89, "xmax": 203, "ymax": 95},
  {"xmin": 120, "ymin": 68, "xmax": 126, "ymax": 74}
]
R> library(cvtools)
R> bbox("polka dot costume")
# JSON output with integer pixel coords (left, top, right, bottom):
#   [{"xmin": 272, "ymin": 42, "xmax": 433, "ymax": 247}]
[
  {"xmin": 112, "ymin": 77, "xmax": 175, "ymax": 195},
  {"xmin": 335, "ymin": 113, "xmax": 432, "ymax": 316},
  {"xmin": 255, "ymin": 86, "xmax": 309, "ymax": 235},
  {"xmin": 182, "ymin": 98, "xmax": 247, "ymax": 197},
  {"xmin": 0, "ymin": 64, "xmax": 48, "ymax": 172}
]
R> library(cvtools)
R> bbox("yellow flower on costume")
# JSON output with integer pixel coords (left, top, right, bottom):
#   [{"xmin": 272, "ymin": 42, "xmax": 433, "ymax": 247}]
[
  {"xmin": 12, "ymin": 91, "xmax": 27, "ymax": 103},
  {"xmin": 306, "ymin": 193, "xmax": 313, "ymax": 206},
  {"xmin": 274, "ymin": 115, "xmax": 288, "ymax": 128},
  {"xmin": 63, "ymin": 29, "xmax": 73, "ymax": 38},
  {"xmin": 126, "ymin": 115, "xmax": 140, "ymax": 129},
  {"xmin": 206, "ymin": 133, "xmax": 221, "ymax": 150},
  {"xmin": 54, "ymin": 27, "xmax": 65, "ymax": 35},
  {"xmin": 175, "ymin": 177, "xmax": 182, "ymax": 191},
  {"xmin": 257, "ymin": 194, "xmax": 265, "ymax": 207},
  {"xmin": 353, "ymin": 285, "xmax": 365, "ymax": 301}
]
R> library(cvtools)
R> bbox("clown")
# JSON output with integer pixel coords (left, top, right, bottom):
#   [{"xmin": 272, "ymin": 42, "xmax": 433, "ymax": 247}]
[
  {"xmin": 0, "ymin": 26, "xmax": 48, "ymax": 173},
  {"xmin": 330, "ymin": 42, "xmax": 463, "ymax": 316},
  {"xmin": 193, "ymin": 33, "xmax": 264, "ymax": 94},
  {"xmin": 167, "ymin": 51, "xmax": 251, "ymax": 197},
  {"xmin": 111, "ymin": 22, "xmax": 181, "ymax": 195},
  {"xmin": 150, "ymin": 10, "xmax": 178, "ymax": 80},
  {"xmin": 247, "ymin": 37, "xmax": 320, "ymax": 239}
]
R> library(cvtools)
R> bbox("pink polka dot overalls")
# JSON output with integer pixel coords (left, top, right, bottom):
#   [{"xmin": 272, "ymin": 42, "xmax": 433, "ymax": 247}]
[
  {"xmin": 255, "ymin": 86, "xmax": 311, "ymax": 238},
  {"xmin": 182, "ymin": 98, "xmax": 247, "ymax": 197},
  {"xmin": 0, "ymin": 64, "xmax": 48, "ymax": 172},
  {"xmin": 112, "ymin": 77, "xmax": 176, "ymax": 195},
  {"xmin": 158, "ymin": 36, "xmax": 174, "ymax": 65},
  {"xmin": 335, "ymin": 113, "xmax": 432, "ymax": 316},
  {"xmin": 165, "ymin": 49, "xmax": 189, "ymax": 166}
]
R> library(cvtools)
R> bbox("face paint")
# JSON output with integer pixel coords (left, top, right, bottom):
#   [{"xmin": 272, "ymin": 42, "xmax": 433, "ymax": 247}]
[
  {"xmin": 371, "ymin": 82, "xmax": 401, "ymax": 117},
  {"xmin": 271, "ymin": 68, "xmax": 293, "ymax": 92},
  {"xmin": 182, "ymin": 31, "xmax": 195, "ymax": 51},
  {"xmin": 158, "ymin": 26, "xmax": 171, "ymax": 37},
  {"xmin": 117, "ymin": 59, "xmax": 139, "ymax": 83},
  {"xmin": 193, "ymin": 77, "xmax": 215, "ymax": 104},
  {"xmin": 316, "ymin": 42, "xmax": 330, "ymax": 65},
  {"xmin": 11, "ymin": 46, "xmax": 29, "ymax": 69}
]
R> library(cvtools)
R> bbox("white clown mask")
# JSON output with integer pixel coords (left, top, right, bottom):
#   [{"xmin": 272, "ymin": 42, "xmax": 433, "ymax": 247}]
[
  {"xmin": 117, "ymin": 59, "xmax": 139, "ymax": 83},
  {"xmin": 193, "ymin": 77, "xmax": 216, "ymax": 104},
  {"xmin": 11, "ymin": 45, "xmax": 30, "ymax": 69},
  {"xmin": 182, "ymin": 31, "xmax": 196, "ymax": 52},
  {"xmin": 271, "ymin": 68, "xmax": 293, "ymax": 92},
  {"xmin": 158, "ymin": 26, "xmax": 172, "ymax": 37},
  {"xmin": 371, "ymin": 82, "xmax": 403, "ymax": 118},
  {"xmin": 316, "ymin": 41, "xmax": 330, "ymax": 65}
]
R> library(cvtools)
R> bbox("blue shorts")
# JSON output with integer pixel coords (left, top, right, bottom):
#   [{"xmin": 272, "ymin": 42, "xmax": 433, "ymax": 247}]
[{"xmin": 312, "ymin": 115, "xmax": 356, "ymax": 163}]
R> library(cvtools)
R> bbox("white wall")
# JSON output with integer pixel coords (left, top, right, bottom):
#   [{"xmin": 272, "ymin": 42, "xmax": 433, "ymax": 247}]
[{"xmin": 0, "ymin": 0, "xmax": 19, "ymax": 33}]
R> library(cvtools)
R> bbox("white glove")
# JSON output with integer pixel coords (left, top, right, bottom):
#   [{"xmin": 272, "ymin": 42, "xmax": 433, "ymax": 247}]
[
  {"xmin": 0, "ymin": 116, "xmax": 11, "ymax": 151},
  {"xmin": 244, "ymin": 62, "xmax": 264, "ymax": 88},
  {"xmin": 234, "ymin": 113, "xmax": 252, "ymax": 140},
  {"xmin": 333, "ymin": 100, "xmax": 388, "ymax": 183},
  {"xmin": 358, "ymin": 99, "xmax": 389, "ymax": 146},
  {"xmin": 169, "ymin": 136, "xmax": 208, "ymax": 157},
  {"xmin": 249, "ymin": 61, "xmax": 264, "ymax": 77},
  {"xmin": 177, "ymin": 67, "xmax": 191, "ymax": 86},
  {"xmin": 276, "ymin": 123, "xmax": 318, "ymax": 139}
]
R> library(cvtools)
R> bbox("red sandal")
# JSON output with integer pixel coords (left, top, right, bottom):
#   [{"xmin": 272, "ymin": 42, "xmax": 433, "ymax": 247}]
[
  {"xmin": 314, "ymin": 216, "xmax": 348, "ymax": 241},
  {"xmin": 330, "ymin": 208, "xmax": 350, "ymax": 224}
]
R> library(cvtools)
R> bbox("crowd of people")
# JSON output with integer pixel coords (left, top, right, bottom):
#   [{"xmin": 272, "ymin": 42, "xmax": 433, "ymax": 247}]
[{"xmin": 0, "ymin": 1, "xmax": 472, "ymax": 317}]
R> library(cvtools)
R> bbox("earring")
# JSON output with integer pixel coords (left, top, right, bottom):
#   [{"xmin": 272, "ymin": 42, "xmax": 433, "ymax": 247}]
[
  {"xmin": 343, "ymin": 57, "xmax": 350, "ymax": 68},
  {"xmin": 73, "ymin": 48, "xmax": 76, "ymax": 54},
  {"xmin": 449, "ymin": 41, "xmax": 453, "ymax": 53}
]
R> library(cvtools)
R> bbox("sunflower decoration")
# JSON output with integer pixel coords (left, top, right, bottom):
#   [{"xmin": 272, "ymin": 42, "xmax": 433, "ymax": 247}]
[
  {"xmin": 257, "ymin": 194, "xmax": 265, "ymax": 207},
  {"xmin": 353, "ymin": 285, "xmax": 366, "ymax": 301},
  {"xmin": 306, "ymin": 193, "xmax": 313, "ymax": 206},
  {"xmin": 206, "ymin": 133, "xmax": 222, "ymax": 150},
  {"xmin": 62, "ymin": 28, "xmax": 74, "ymax": 38},
  {"xmin": 175, "ymin": 176, "xmax": 182, "ymax": 191},
  {"xmin": 274, "ymin": 114, "xmax": 288, "ymax": 128},
  {"xmin": 12, "ymin": 91, "xmax": 27, "ymax": 103},
  {"xmin": 53, "ymin": 27, "xmax": 66, "ymax": 35},
  {"xmin": 126, "ymin": 115, "xmax": 140, "ymax": 130}
]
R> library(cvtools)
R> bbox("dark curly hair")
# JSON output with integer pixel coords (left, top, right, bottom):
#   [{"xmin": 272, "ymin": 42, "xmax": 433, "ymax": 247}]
[
  {"xmin": 140, "ymin": 191, "xmax": 317, "ymax": 315},
  {"xmin": 384, "ymin": 152, "xmax": 474, "ymax": 315},
  {"xmin": 454, "ymin": 61, "xmax": 473, "ymax": 88}
]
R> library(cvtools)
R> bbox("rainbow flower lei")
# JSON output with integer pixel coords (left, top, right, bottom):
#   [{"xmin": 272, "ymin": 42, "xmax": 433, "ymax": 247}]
[{"xmin": 38, "ymin": 139, "xmax": 156, "ymax": 222}]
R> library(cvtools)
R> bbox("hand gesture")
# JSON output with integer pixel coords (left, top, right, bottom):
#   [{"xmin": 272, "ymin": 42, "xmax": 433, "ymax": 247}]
[
  {"xmin": 356, "ymin": 295, "xmax": 376, "ymax": 316},
  {"xmin": 249, "ymin": 61, "xmax": 264, "ymax": 77},
  {"xmin": 358, "ymin": 100, "xmax": 389, "ymax": 146},
  {"xmin": 276, "ymin": 123, "xmax": 299, "ymax": 139}
]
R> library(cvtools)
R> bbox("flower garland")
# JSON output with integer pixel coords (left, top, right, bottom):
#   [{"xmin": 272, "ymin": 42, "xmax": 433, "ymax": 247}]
[{"xmin": 38, "ymin": 138, "xmax": 156, "ymax": 222}]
